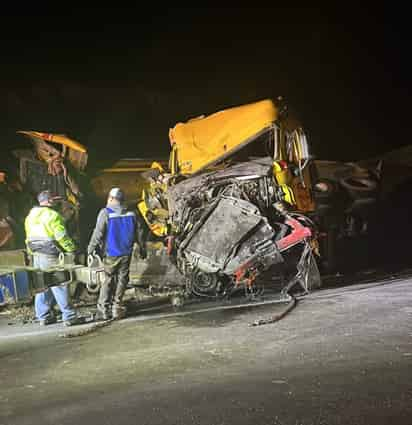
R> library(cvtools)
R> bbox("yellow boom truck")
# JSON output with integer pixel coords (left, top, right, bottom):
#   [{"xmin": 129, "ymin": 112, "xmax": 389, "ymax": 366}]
[
  {"xmin": 133, "ymin": 99, "xmax": 323, "ymax": 300},
  {"xmin": 138, "ymin": 98, "xmax": 313, "ymax": 242},
  {"xmin": 137, "ymin": 98, "xmax": 381, "ymax": 296}
]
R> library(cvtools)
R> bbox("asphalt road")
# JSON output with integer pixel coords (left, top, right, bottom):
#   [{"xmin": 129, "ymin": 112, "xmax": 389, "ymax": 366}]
[{"xmin": 1, "ymin": 277, "xmax": 412, "ymax": 425}]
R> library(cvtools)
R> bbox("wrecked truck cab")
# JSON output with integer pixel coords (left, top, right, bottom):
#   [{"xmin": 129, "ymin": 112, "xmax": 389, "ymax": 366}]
[
  {"xmin": 168, "ymin": 99, "xmax": 315, "ymax": 213},
  {"xmin": 137, "ymin": 99, "xmax": 320, "ymax": 298},
  {"xmin": 165, "ymin": 157, "xmax": 320, "ymax": 298},
  {"xmin": 141, "ymin": 97, "xmax": 382, "ymax": 294}
]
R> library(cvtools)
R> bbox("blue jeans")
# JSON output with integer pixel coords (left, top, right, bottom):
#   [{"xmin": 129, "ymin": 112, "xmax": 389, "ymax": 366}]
[{"xmin": 33, "ymin": 254, "xmax": 76, "ymax": 321}]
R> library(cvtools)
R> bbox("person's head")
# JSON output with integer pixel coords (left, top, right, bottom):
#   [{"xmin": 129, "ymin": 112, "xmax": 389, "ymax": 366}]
[
  {"xmin": 37, "ymin": 190, "xmax": 62, "ymax": 208},
  {"xmin": 107, "ymin": 187, "xmax": 125, "ymax": 206}
]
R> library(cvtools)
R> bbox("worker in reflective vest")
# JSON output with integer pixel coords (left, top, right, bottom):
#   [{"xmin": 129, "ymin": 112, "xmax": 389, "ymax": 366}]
[
  {"xmin": 87, "ymin": 187, "xmax": 147, "ymax": 320},
  {"xmin": 25, "ymin": 190, "xmax": 81, "ymax": 326}
]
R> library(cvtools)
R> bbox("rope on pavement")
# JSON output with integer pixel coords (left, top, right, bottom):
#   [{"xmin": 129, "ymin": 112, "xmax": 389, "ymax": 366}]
[
  {"xmin": 249, "ymin": 295, "xmax": 298, "ymax": 327},
  {"xmin": 59, "ymin": 318, "xmax": 115, "ymax": 338}
]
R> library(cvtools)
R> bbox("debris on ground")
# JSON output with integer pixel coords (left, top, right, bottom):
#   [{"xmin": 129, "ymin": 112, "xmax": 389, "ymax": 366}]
[{"xmin": 0, "ymin": 304, "xmax": 36, "ymax": 324}]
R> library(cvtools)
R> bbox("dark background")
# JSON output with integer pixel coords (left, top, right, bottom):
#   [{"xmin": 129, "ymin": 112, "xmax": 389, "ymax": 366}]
[{"xmin": 0, "ymin": 5, "xmax": 410, "ymax": 171}]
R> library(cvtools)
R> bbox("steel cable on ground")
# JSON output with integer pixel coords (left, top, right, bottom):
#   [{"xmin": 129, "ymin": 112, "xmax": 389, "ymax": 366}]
[{"xmin": 58, "ymin": 274, "xmax": 411, "ymax": 337}]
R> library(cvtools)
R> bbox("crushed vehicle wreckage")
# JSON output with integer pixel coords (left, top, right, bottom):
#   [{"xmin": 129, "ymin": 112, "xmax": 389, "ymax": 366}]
[
  {"xmin": 132, "ymin": 98, "xmax": 382, "ymax": 300},
  {"xmin": 1, "ymin": 99, "xmax": 383, "ymax": 311},
  {"xmin": 133, "ymin": 99, "xmax": 323, "ymax": 300},
  {"xmin": 162, "ymin": 158, "xmax": 320, "ymax": 299},
  {"xmin": 0, "ymin": 100, "xmax": 321, "ymax": 308}
]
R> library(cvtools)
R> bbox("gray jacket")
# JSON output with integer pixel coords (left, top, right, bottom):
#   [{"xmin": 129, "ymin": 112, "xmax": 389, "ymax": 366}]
[{"xmin": 87, "ymin": 205, "xmax": 148, "ymax": 259}]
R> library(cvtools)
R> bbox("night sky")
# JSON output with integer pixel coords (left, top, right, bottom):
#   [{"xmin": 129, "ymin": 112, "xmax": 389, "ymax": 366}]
[{"xmin": 0, "ymin": 5, "xmax": 410, "ymax": 172}]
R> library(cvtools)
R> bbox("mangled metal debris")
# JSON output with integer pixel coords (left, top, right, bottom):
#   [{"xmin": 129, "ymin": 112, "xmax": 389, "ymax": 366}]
[
  {"xmin": 0, "ymin": 98, "xmax": 383, "ymax": 315},
  {"xmin": 0, "ymin": 131, "xmax": 87, "ymax": 252},
  {"xmin": 136, "ymin": 100, "xmax": 322, "ymax": 301},
  {"xmin": 164, "ymin": 157, "xmax": 318, "ymax": 298}
]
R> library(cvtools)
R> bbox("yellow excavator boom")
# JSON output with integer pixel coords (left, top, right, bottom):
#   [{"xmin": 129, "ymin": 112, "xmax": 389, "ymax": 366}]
[{"xmin": 169, "ymin": 99, "xmax": 277, "ymax": 175}]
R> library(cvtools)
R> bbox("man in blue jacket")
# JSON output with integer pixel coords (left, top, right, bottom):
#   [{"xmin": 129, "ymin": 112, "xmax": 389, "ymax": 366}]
[{"xmin": 87, "ymin": 187, "xmax": 147, "ymax": 320}]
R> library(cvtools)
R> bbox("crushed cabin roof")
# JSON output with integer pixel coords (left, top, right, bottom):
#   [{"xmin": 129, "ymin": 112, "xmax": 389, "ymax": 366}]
[{"xmin": 169, "ymin": 99, "xmax": 278, "ymax": 175}]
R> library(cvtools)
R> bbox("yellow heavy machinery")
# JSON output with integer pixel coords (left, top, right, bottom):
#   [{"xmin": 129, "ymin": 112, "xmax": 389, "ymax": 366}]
[
  {"xmin": 90, "ymin": 98, "xmax": 381, "ymax": 279},
  {"xmin": 134, "ymin": 99, "xmax": 322, "ymax": 298},
  {"xmin": 0, "ymin": 131, "xmax": 88, "ymax": 252},
  {"xmin": 140, "ymin": 98, "xmax": 381, "ymax": 274},
  {"xmin": 0, "ymin": 99, "xmax": 383, "ymax": 308},
  {"xmin": 142, "ymin": 99, "xmax": 315, "ymax": 237}
]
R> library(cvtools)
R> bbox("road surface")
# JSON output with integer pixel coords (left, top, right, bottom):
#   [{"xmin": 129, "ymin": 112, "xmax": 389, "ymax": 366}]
[{"xmin": 1, "ymin": 276, "xmax": 412, "ymax": 425}]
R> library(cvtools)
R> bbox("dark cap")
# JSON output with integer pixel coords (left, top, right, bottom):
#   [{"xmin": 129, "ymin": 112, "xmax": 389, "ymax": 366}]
[
  {"xmin": 108, "ymin": 187, "xmax": 125, "ymax": 202},
  {"xmin": 37, "ymin": 190, "xmax": 62, "ymax": 204}
]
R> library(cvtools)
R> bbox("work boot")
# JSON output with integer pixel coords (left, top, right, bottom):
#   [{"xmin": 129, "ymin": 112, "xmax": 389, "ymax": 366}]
[
  {"xmin": 95, "ymin": 309, "xmax": 112, "ymax": 321},
  {"xmin": 112, "ymin": 305, "xmax": 126, "ymax": 320},
  {"xmin": 63, "ymin": 317, "xmax": 85, "ymax": 327},
  {"xmin": 39, "ymin": 316, "xmax": 57, "ymax": 326}
]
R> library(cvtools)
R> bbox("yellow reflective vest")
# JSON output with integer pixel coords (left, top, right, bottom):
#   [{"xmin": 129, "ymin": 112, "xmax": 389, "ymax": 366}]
[{"xmin": 25, "ymin": 206, "xmax": 76, "ymax": 255}]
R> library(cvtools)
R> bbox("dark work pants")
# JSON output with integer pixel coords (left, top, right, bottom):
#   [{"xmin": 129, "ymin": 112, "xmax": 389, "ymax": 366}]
[{"xmin": 98, "ymin": 255, "xmax": 131, "ymax": 313}]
